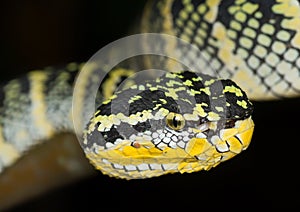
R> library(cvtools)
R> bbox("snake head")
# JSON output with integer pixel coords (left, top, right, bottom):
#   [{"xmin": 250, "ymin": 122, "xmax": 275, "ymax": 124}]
[{"xmin": 82, "ymin": 71, "xmax": 254, "ymax": 179}]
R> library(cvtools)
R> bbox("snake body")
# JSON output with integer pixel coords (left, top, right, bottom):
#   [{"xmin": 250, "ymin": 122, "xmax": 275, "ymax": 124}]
[{"xmin": 1, "ymin": 0, "xmax": 300, "ymax": 179}]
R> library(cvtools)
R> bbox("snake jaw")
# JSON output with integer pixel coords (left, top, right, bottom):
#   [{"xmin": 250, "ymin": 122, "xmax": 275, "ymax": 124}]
[{"xmin": 83, "ymin": 116, "xmax": 254, "ymax": 179}]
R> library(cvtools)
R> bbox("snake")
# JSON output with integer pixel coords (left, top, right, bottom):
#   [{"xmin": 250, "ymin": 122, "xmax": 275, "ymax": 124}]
[{"xmin": 1, "ymin": 0, "xmax": 300, "ymax": 180}]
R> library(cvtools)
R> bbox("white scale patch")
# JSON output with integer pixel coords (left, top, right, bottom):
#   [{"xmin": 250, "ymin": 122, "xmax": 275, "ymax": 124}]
[
  {"xmin": 196, "ymin": 132, "xmax": 207, "ymax": 138},
  {"xmin": 150, "ymin": 163, "xmax": 163, "ymax": 170},
  {"xmin": 125, "ymin": 165, "xmax": 137, "ymax": 171},
  {"xmin": 172, "ymin": 136, "xmax": 178, "ymax": 142},
  {"xmin": 137, "ymin": 163, "xmax": 149, "ymax": 171},
  {"xmin": 169, "ymin": 141, "xmax": 177, "ymax": 148},
  {"xmin": 177, "ymin": 141, "xmax": 185, "ymax": 148},
  {"xmin": 152, "ymin": 132, "xmax": 159, "ymax": 138},
  {"xmin": 163, "ymin": 137, "xmax": 171, "ymax": 143}
]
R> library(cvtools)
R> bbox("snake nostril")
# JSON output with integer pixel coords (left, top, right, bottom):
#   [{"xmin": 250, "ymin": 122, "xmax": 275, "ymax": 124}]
[{"xmin": 132, "ymin": 142, "xmax": 141, "ymax": 148}]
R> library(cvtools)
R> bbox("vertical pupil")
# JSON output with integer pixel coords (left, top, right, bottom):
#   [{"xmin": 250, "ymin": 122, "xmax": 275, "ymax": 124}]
[{"xmin": 173, "ymin": 116, "xmax": 178, "ymax": 128}]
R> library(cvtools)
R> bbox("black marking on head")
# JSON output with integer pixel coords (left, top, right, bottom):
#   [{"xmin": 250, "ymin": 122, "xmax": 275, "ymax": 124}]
[
  {"xmin": 178, "ymin": 71, "xmax": 212, "ymax": 107},
  {"xmin": 221, "ymin": 79, "xmax": 254, "ymax": 120},
  {"xmin": 97, "ymin": 101, "xmax": 113, "ymax": 116},
  {"xmin": 133, "ymin": 120, "xmax": 151, "ymax": 132},
  {"xmin": 101, "ymin": 126, "xmax": 124, "ymax": 144},
  {"xmin": 129, "ymin": 89, "xmax": 180, "ymax": 115}
]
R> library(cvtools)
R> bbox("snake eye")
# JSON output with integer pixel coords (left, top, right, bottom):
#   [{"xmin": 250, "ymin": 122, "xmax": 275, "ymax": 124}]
[{"xmin": 166, "ymin": 112, "xmax": 185, "ymax": 131}]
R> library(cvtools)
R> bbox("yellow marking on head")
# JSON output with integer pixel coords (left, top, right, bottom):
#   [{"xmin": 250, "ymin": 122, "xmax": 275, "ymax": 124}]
[
  {"xmin": 194, "ymin": 103, "xmax": 208, "ymax": 117},
  {"xmin": 149, "ymin": 86, "xmax": 158, "ymax": 91},
  {"xmin": 128, "ymin": 95, "xmax": 142, "ymax": 104},
  {"xmin": 200, "ymin": 87, "xmax": 211, "ymax": 95},
  {"xmin": 220, "ymin": 128, "xmax": 239, "ymax": 141},
  {"xmin": 94, "ymin": 116, "xmax": 113, "ymax": 132},
  {"xmin": 237, "ymin": 100, "xmax": 248, "ymax": 109},
  {"xmin": 102, "ymin": 99, "xmax": 112, "ymax": 105},
  {"xmin": 192, "ymin": 76, "xmax": 202, "ymax": 81},
  {"xmin": 236, "ymin": 119, "xmax": 254, "ymax": 149},
  {"xmin": 159, "ymin": 98, "xmax": 167, "ymax": 104},
  {"xmin": 186, "ymin": 138, "xmax": 212, "ymax": 156},
  {"xmin": 153, "ymin": 103, "xmax": 162, "ymax": 110},
  {"xmin": 166, "ymin": 80, "xmax": 183, "ymax": 87},
  {"xmin": 187, "ymin": 89, "xmax": 201, "ymax": 96},
  {"xmin": 224, "ymin": 85, "xmax": 243, "ymax": 96},
  {"xmin": 159, "ymin": 108, "xmax": 169, "ymax": 116},
  {"xmin": 164, "ymin": 87, "xmax": 186, "ymax": 99},
  {"xmin": 183, "ymin": 79, "xmax": 193, "ymax": 86},
  {"xmin": 121, "ymin": 143, "xmax": 162, "ymax": 158},
  {"xmin": 90, "ymin": 141, "xmax": 188, "ymax": 164},
  {"xmin": 227, "ymin": 137, "xmax": 243, "ymax": 154},
  {"xmin": 28, "ymin": 71, "xmax": 54, "ymax": 137},
  {"xmin": 207, "ymin": 111, "xmax": 220, "ymax": 121},
  {"xmin": 183, "ymin": 113, "xmax": 199, "ymax": 121},
  {"xmin": 110, "ymin": 94, "xmax": 117, "ymax": 100},
  {"xmin": 93, "ymin": 109, "xmax": 156, "ymax": 132},
  {"xmin": 215, "ymin": 106, "xmax": 224, "ymax": 112},
  {"xmin": 165, "ymin": 72, "xmax": 177, "ymax": 79},
  {"xmin": 138, "ymin": 85, "xmax": 145, "ymax": 91},
  {"xmin": 204, "ymin": 79, "xmax": 215, "ymax": 86}
]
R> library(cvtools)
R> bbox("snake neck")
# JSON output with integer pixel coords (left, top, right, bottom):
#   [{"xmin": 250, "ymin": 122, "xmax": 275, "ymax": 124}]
[{"xmin": 0, "ymin": 63, "xmax": 81, "ymax": 172}]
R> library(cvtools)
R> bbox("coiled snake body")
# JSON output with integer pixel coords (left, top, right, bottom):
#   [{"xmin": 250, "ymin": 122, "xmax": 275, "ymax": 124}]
[{"xmin": 1, "ymin": 0, "xmax": 300, "ymax": 180}]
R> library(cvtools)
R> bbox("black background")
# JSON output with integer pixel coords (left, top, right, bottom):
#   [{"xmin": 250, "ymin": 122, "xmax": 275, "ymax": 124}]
[{"xmin": 1, "ymin": 0, "xmax": 300, "ymax": 210}]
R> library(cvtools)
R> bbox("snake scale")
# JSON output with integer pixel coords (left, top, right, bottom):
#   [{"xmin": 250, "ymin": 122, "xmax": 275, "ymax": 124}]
[{"xmin": 1, "ymin": 0, "xmax": 300, "ymax": 181}]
